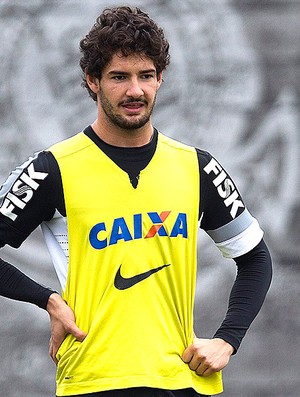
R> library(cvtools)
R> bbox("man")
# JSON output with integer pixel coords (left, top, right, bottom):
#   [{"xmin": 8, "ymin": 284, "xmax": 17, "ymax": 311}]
[{"xmin": 0, "ymin": 6, "xmax": 272, "ymax": 397}]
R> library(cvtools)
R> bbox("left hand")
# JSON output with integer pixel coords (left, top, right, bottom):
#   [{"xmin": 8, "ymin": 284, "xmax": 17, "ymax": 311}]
[
  {"xmin": 182, "ymin": 337, "xmax": 234, "ymax": 377},
  {"xmin": 46, "ymin": 293, "xmax": 87, "ymax": 365}
]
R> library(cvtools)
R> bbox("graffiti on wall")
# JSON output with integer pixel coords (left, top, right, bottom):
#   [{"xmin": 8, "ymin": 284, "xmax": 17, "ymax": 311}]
[{"xmin": 0, "ymin": 1, "xmax": 299, "ymax": 396}]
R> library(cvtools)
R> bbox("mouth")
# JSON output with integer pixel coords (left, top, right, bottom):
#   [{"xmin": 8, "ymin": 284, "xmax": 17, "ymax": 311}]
[{"xmin": 121, "ymin": 100, "xmax": 147, "ymax": 114}]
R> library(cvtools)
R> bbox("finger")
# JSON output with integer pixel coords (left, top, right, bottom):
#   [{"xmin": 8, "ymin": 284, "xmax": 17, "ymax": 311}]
[
  {"xmin": 188, "ymin": 355, "xmax": 202, "ymax": 371},
  {"xmin": 182, "ymin": 346, "xmax": 194, "ymax": 363},
  {"xmin": 200, "ymin": 367, "xmax": 214, "ymax": 377},
  {"xmin": 52, "ymin": 353, "xmax": 58, "ymax": 365},
  {"xmin": 49, "ymin": 338, "xmax": 58, "ymax": 365},
  {"xmin": 195, "ymin": 362, "xmax": 210, "ymax": 376},
  {"xmin": 196, "ymin": 358, "xmax": 221, "ymax": 377},
  {"xmin": 197, "ymin": 364, "xmax": 217, "ymax": 377}
]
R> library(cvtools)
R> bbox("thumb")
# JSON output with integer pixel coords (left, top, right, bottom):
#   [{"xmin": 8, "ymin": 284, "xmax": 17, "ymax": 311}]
[
  {"xmin": 182, "ymin": 344, "xmax": 194, "ymax": 363},
  {"xmin": 69, "ymin": 323, "xmax": 87, "ymax": 342}
]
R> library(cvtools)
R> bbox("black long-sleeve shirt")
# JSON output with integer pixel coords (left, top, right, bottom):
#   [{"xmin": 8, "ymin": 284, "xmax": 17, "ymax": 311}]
[{"xmin": 0, "ymin": 126, "xmax": 272, "ymax": 352}]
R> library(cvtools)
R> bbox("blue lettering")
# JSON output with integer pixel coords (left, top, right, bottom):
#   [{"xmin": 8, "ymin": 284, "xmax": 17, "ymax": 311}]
[
  {"xmin": 89, "ymin": 212, "xmax": 188, "ymax": 250},
  {"xmin": 89, "ymin": 222, "xmax": 107, "ymax": 249},
  {"xmin": 170, "ymin": 213, "xmax": 188, "ymax": 238},
  {"xmin": 133, "ymin": 213, "xmax": 142, "ymax": 239},
  {"xmin": 109, "ymin": 217, "xmax": 133, "ymax": 246}
]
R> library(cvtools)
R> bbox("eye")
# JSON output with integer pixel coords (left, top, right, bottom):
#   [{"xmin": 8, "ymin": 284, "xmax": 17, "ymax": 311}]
[
  {"xmin": 112, "ymin": 75, "xmax": 126, "ymax": 81},
  {"xmin": 141, "ymin": 74, "xmax": 154, "ymax": 80}
]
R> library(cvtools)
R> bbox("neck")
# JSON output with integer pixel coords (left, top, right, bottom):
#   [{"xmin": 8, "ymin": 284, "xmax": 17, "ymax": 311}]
[{"xmin": 91, "ymin": 118, "xmax": 154, "ymax": 148}]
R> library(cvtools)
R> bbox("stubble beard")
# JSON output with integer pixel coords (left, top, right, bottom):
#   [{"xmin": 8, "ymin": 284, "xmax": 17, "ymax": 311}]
[{"xmin": 99, "ymin": 89, "xmax": 156, "ymax": 131}]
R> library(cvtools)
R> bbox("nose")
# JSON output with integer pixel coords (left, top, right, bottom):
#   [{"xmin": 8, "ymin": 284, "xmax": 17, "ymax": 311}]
[{"xmin": 126, "ymin": 78, "xmax": 144, "ymax": 98}]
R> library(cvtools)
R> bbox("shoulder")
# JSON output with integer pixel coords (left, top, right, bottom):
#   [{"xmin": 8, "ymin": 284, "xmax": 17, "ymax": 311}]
[
  {"xmin": 0, "ymin": 150, "xmax": 62, "ymax": 247},
  {"xmin": 158, "ymin": 132, "xmax": 196, "ymax": 154},
  {"xmin": 0, "ymin": 151, "xmax": 52, "ymax": 199},
  {"xmin": 0, "ymin": 150, "xmax": 61, "ymax": 207},
  {"xmin": 48, "ymin": 132, "xmax": 93, "ymax": 159},
  {"xmin": 157, "ymin": 136, "xmax": 214, "ymax": 168}
]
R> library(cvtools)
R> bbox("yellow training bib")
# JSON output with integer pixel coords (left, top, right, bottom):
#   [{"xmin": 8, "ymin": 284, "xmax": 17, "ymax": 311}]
[{"xmin": 49, "ymin": 131, "xmax": 223, "ymax": 396}]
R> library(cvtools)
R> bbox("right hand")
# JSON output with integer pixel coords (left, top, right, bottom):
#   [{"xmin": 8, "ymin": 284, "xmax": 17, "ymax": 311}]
[
  {"xmin": 182, "ymin": 337, "xmax": 234, "ymax": 376},
  {"xmin": 46, "ymin": 293, "xmax": 87, "ymax": 364}
]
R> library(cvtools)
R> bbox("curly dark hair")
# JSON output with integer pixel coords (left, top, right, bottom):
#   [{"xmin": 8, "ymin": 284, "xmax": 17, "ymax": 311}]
[{"xmin": 79, "ymin": 6, "xmax": 170, "ymax": 101}]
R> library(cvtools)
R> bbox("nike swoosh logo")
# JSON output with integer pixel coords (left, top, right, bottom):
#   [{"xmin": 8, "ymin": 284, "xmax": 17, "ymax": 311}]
[{"xmin": 114, "ymin": 264, "xmax": 171, "ymax": 290}]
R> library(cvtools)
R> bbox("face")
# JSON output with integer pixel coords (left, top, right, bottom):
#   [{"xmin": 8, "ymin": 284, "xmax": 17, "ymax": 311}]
[{"xmin": 88, "ymin": 52, "xmax": 162, "ymax": 131}]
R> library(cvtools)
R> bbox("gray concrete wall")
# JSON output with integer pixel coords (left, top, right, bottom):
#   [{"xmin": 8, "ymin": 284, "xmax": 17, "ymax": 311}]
[{"xmin": 0, "ymin": 1, "xmax": 299, "ymax": 396}]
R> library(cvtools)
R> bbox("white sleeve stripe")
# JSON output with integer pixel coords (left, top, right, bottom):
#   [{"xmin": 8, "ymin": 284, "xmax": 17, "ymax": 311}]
[
  {"xmin": 206, "ymin": 209, "xmax": 254, "ymax": 244},
  {"xmin": 215, "ymin": 218, "xmax": 264, "ymax": 258}
]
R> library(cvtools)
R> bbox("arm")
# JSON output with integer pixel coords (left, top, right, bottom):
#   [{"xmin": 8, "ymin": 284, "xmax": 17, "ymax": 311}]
[
  {"xmin": 0, "ymin": 152, "xmax": 58, "ymax": 307},
  {"xmin": 183, "ymin": 150, "xmax": 272, "ymax": 376},
  {"xmin": 182, "ymin": 239, "xmax": 272, "ymax": 376},
  {"xmin": 0, "ymin": 257, "xmax": 55, "ymax": 309},
  {"xmin": 214, "ymin": 239, "xmax": 272, "ymax": 351},
  {"xmin": 0, "ymin": 152, "xmax": 85, "ymax": 362},
  {"xmin": 0, "ymin": 259, "xmax": 86, "ymax": 364}
]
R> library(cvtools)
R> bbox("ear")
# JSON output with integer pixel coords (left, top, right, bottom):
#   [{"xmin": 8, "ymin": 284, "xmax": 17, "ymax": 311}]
[
  {"xmin": 156, "ymin": 72, "xmax": 163, "ymax": 90},
  {"xmin": 86, "ymin": 72, "xmax": 100, "ymax": 94}
]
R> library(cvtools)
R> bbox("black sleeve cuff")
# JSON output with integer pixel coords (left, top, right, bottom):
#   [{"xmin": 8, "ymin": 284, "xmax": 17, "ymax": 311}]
[{"xmin": 0, "ymin": 258, "xmax": 56, "ymax": 309}]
